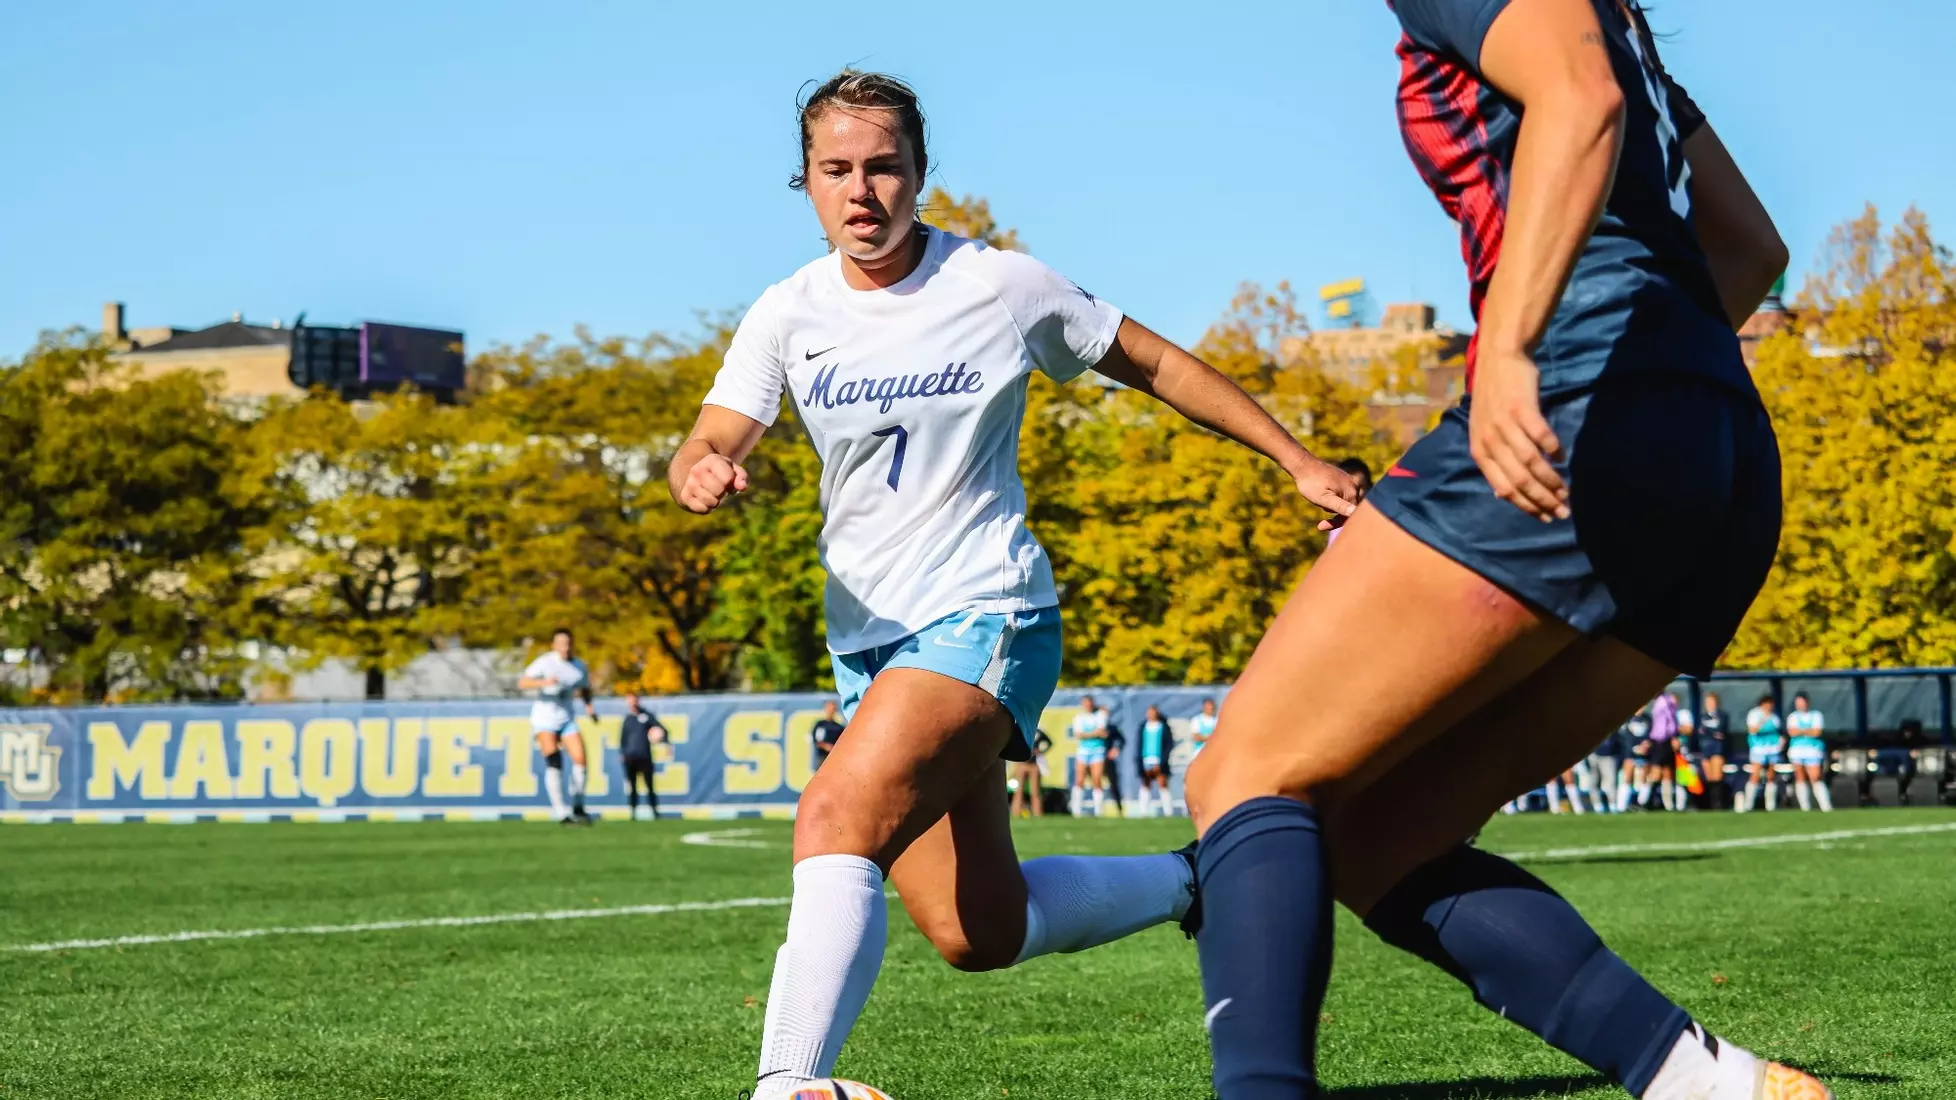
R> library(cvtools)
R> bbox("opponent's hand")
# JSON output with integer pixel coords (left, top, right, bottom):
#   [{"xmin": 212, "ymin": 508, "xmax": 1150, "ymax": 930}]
[
  {"xmin": 677, "ymin": 453, "xmax": 749, "ymax": 514},
  {"xmin": 1468, "ymin": 348, "xmax": 1569, "ymax": 521},
  {"xmin": 1288, "ymin": 456, "xmax": 1362, "ymax": 532}
]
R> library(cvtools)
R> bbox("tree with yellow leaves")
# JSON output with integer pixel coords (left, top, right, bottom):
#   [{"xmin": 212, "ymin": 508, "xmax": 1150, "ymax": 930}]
[{"xmin": 1728, "ymin": 207, "xmax": 1956, "ymax": 668}]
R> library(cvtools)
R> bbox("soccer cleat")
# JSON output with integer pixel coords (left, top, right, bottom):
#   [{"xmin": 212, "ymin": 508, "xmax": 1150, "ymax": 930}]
[
  {"xmin": 1172, "ymin": 839, "xmax": 1201, "ymax": 937},
  {"xmin": 1758, "ymin": 1062, "xmax": 1832, "ymax": 1100}
]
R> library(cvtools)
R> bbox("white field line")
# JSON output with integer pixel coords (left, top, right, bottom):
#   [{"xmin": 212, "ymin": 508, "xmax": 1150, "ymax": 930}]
[
  {"xmin": 680, "ymin": 827, "xmax": 777, "ymax": 849},
  {"xmin": 1496, "ymin": 820, "xmax": 1956, "ymax": 862},
  {"xmin": 5, "ymin": 895, "xmax": 792, "ymax": 954},
  {"xmin": 11, "ymin": 822, "xmax": 1951, "ymax": 955}
]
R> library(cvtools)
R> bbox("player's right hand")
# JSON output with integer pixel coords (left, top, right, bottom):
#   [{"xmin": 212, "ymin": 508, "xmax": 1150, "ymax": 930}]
[
  {"xmin": 677, "ymin": 453, "xmax": 749, "ymax": 514},
  {"xmin": 1467, "ymin": 347, "xmax": 1569, "ymax": 522}
]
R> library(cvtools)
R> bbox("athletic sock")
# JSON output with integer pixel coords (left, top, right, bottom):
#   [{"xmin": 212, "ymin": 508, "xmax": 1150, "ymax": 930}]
[
  {"xmin": 1636, "ymin": 781, "xmax": 1653, "ymax": 808},
  {"xmin": 1069, "ymin": 786, "xmax": 1083, "ymax": 816},
  {"xmin": 1615, "ymin": 781, "xmax": 1633, "ymax": 813},
  {"xmin": 568, "ymin": 761, "xmax": 588, "ymax": 813},
  {"xmin": 1135, "ymin": 789, "xmax": 1152, "ymax": 818},
  {"xmin": 1091, "ymin": 788, "xmax": 1105, "ymax": 816},
  {"xmin": 1738, "ymin": 781, "xmax": 1757, "ymax": 812},
  {"xmin": 1660, "ymin": 779, "xmax": 1677, "ymax": 812},
  {"xmin": 1813, "ymin": 780, "xmax": 1833, "ymax": 812},
  {"xmin": 1641, "ymin": 1021, "xmax": 1768, "ymax": 1100},
  {"xmin": 1194, "ymin": 797, "xmax": 1333, "ymax": 1100},
  {"xmin": 1765, "ymin": 779, "xmax": 1779, "ymax": 811},
  {"xmin": 1546, "ymin": 779, "xmax": 1564, "ymax": 813},
  {"xmin": 1013, "ymin": 853, "xmax": 1192, "ymax": 964},
  {"xmin": 1363, "ymin": 845, "xmax": 1690, "ymax": 1096},
  {"xmin": 1569, "ymin": 785, "xmax": 1586, "ymax": 815},
  {"xmin": 756, "ymin": 855, "xmax": 887, "ymax": 1092},
  {"xmin": 1794, "ymin": 779, "xmax": 1813, "ymax": 811},
  {"xmin": 544, "ymin": 761, "xmax": 569, "ymax": 819}
]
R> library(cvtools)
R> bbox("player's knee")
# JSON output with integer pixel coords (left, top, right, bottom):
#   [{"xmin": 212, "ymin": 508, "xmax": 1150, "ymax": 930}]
[
  {"xmin": 542, "ymin": 749, "xmax": 564, "ymax": 769},
  {"xmin": 925, "ymin": 924, "xmax": 1017, "ymax": 973},
  {"xmin": 790, "ymin": 779, "xmax": 881, "ymax": 861}
]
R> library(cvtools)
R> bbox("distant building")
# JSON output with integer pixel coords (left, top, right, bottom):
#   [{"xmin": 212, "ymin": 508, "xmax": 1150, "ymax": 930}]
[
  {"xmin": 1283, "ymin": 301, "xmax": 1471, "ymax": 447},
  {"xmin": 101, "ymin": 301, "xmax": 467, "ymax": 402}
]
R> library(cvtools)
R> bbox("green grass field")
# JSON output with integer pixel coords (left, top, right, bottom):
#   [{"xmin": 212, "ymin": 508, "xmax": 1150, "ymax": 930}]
[{"xmin": 4, "ymin": 808, "xmax": 1954, "ymax": 1099}]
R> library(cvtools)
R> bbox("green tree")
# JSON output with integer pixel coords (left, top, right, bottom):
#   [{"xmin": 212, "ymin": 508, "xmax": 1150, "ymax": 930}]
[
  {"xmin": 0, "ymin": 335, "xmax": 262, "ymax": 702},
  {"xmin": 242, "ymin": 390, "xmax": 499, "ymax": 699},
  {"xmin": 1729, "ymin": 206, "xmax": 1956, "ymax": 668},
  {"xmin": 921, "ymin": 187, "xmax": 1022, "ymax": 250}
]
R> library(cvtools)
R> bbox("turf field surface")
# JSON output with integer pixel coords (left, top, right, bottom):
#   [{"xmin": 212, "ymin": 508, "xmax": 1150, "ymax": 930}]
[{"xmin": 4, "ymin": 808, "xmax": 1953, "ymax": 1099}]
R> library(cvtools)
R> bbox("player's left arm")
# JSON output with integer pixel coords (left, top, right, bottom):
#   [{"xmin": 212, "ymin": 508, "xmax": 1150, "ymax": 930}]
[
  {"xmin": 1681, "ymin": 125, "xmax": 1788, "ymax": 329},
  {"xmin": 1093, "ymin": 319, "xmax": 1358, "ymax": 529}
]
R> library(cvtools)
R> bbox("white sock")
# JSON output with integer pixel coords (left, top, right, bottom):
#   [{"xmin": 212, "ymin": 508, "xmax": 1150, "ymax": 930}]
[
  {"xmin": 1069, "ymin": 787, "xmax": 1083, "ymax": 816},
  {"xmin": 569, "ymin": 762, "xmax": 587, "ymax": 811},
  {"xmin": 756, "ymin": 855, "xmax": 887, "ymax": 1092},
  {"xmin": 1661, "ymin": 778, "xmax": 1677, "ymax": 811},
  {"xmin": 1012, "ymin": 854, "xmax": 1192, "ymax": 965},
  {"xmin": 1636, "ymin": 781, "xmax": 1654, "ymax": 807},
  {"xmin": 1615, "ymin": 781, "xmax": 1633, "ymax": 813},
  {"xmin": 1766, "ymin": 779, "xmax": 1780, "ymax": 811},
  {"xmin": 1814, "ymin": 780, "xmax": 1834, "ymax": 812},
  {"xmin": 1738, "ymin": 781, "xmax": 1757, "ymax": 812},
  {"xmin": 1091, "ymin": 787, "xmax": 1105, "ymax": 816},
  {"xmin": 1794, "ymin": 779, "xmax": 1813, "ymax": 811},
  {"xmin": 1641, "ymin": 1022, "xmax": 1762, "ymax": 1100},
  {"xmin": 543, "ymin": 763, "xmax": 569, "ymax": 819},
  {"xmin": 1135, "ymin": 788, "xmax": 1152, "ymax": 817}
]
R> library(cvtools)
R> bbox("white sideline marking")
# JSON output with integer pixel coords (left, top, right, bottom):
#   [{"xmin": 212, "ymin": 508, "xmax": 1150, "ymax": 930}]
[
  {"xmin": 681, "ymin": 827, "xmax": 778, "ymax": 849},
  {"xmin": 1497, "ymin": 821, "xmax": 1956, "ymax": 862},
  {"xmin": 12, "ymin": 822, "xmax": 1951, "ymax": 956},
  {"xmin": 4, "ymin": 895, "xmax": 792, "ymax": 954}
]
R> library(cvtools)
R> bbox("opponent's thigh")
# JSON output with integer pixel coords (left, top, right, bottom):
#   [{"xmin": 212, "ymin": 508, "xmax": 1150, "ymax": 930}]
[
  {"xmin": 1327, "ymin": 635, "xmax": 1676, "ymax": 913},
  {"xmin": 793, "ymin": 668, "xmax": 1016, "ymax": 867},
  {"xmin": 560, "ymin": 730, "xmax": 587, "ymax": 767},
  {"xmin": 534, "ymin": 730, "xmax": 560, "ymax": 756},
  {"xmin": 1187, "ymin": 505, "xmax": 1574, "ymax": 831},
  {"xmin": 888, "ymin": 759, "xmax": 1028, "ymax": 972}
]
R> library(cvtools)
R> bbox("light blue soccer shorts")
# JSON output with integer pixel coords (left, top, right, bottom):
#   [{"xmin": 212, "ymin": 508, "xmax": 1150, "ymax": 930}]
[
  {"xmin": 1788, "ymin": 741, "xmax": 1827, "ymax": 767},
  {"xmin": 832, "ymin": 605, "xmax": 1062, "ymax": 762},
  {"xmin": 1075, "ymin": 739, "xmax": 1109, "ymax": 767}
]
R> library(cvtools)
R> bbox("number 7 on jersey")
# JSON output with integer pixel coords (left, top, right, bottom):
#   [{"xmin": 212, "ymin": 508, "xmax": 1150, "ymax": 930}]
[{"xmin": 871, "ymin": 424, "xmax": 909, "ymax": 491}]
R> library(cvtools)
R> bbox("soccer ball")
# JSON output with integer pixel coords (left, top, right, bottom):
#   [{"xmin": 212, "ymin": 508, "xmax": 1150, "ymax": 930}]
[{"xmin": 782, "ymin": 1081, "xmax": 893, "ymax": 1100}]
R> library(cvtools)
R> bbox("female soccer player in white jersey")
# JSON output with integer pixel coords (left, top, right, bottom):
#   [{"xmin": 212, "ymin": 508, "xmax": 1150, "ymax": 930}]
[
  {"xmin": 1785, "ymin": 692, "xmax": 1832, "ymax": 812},
  {"xmin": 516, "ymin": 627, "xmax": 596, "ymax": 825},
  {"xmin": 668, "ymin": 71, "xmax": 1358, "ymax": 1096}
]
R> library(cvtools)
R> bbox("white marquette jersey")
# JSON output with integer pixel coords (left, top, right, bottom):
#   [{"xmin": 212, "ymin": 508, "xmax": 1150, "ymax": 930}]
[
  {"xmin": 704, "ymin": 227, "xmax": 1123, "ymax": 654},
  {"xmin": 523, "ymin": 652, "xmax": 589, "ymax": 731}
]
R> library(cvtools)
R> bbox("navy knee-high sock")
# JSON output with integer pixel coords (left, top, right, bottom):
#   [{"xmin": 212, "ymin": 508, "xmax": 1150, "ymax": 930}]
[
  {"xmin": 1363, "ymin": 845, "xmax": 1690, "ymax": 1097},
  {"xmin": 1194, "ymin": 796, "xmax": 1333, "ymax": 1100}
]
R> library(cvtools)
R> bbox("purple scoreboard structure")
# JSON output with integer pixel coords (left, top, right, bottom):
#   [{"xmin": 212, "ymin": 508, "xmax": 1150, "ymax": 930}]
[{"xmin": 289, "ymin": 321, "xmax": 466, "ymax": 400}]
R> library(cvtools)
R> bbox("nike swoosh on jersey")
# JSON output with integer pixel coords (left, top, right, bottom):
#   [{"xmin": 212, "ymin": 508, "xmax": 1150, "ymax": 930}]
[
  {"xmin": 804, "ymin": 346, "xmax": 837, "ymax": 360},
  {"xmin": 1386, "ymin": 463, "xmax": 1418, "ymax": 478}
]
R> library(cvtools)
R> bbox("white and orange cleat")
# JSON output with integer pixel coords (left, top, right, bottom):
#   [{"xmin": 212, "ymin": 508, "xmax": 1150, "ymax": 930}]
[{"xmin": 1643, "ymin": 1023, "xmax": 1832, "ymax": 1100}]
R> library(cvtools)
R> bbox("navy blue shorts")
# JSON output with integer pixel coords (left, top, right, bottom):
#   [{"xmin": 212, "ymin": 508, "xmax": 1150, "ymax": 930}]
[{"xmin": 1368, "ymin": 373, "xmax": 1781, "ymax": 678}]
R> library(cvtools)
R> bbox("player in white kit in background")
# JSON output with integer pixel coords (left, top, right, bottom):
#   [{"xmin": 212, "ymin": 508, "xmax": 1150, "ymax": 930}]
[
  {"xmin": 517, "ymin": 627, "xmax": 597, "ymax": 825},
  {"xmin": 667, "ymin": 71, "xmax": 1358, "ymax": 1096}
]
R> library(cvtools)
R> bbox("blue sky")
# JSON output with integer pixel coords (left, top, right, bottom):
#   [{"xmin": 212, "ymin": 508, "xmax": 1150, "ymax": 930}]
[{"xmin": 1, "ymin": 1, "xmax": 1945, "ymax": 359}]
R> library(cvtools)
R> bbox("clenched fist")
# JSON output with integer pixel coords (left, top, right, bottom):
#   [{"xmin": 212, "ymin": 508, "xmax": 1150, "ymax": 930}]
[{"xmin": 675, "ymin": 452, "xmax": 750, "ymax": 514}]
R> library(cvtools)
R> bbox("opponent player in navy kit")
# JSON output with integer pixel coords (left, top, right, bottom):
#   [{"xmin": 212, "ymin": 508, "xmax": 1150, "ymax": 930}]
[
  {"xmin": 669, "ymin": 71, "xmax": 1358, "ymax": 1096},
  {"xmin": 1184, "ymin": 2, "xmax": 1828, "ymax": 1098}
]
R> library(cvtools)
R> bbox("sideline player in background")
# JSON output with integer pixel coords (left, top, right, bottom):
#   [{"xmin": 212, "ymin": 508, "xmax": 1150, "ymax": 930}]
[
  {"xmin": 619, "ymin": 693, "xmax": 667, "ymax": 822},
  {"xmin": 811, "ymin": 700, "xmax": 846, "ymax": 768},
  {"xmin": 1010, "ymin": 729, "xmax": 1052, "ymax": 818},
  {"xmin": 517, "ymin": 628, "xmax": 596, "ymax": 826},
  {"xmin": 1742, "ymin": 694, "xmax": 1785, "ymax": 812},
  {"xmin": 1189, "ymin": 698, "xmax": 1220, "ymax": 759},
  {"xmin": 1786, "ymin": 692, "xmax": 1832, "ymax": 812},
  {"xmin": 1617, "ymin": 704, "xmax": 1653, "ymax": 812},
  {"xmin": 668, "ymin": 70, "xmax": 1357, "ymax": 1096},
  {"xmin": 1070, "ymin": 695, "xmax": 1110, "ymax": 817},
  {"xmin": 1692, "ymin": 690, "xmax": 1731, "ymax": 809},
  {"xmin": 1136, "ymin": 705, "xmax": 1174, "ymax": 817},
  {"xmin": 1640, "ymin": 691, "xmax": 1681, "ymax": 811},
  {"xmin": 1183, "ymin": 0, "xmax": 1827, "ymax": 1096},
  {"xmin": 1103, "ymin": 704, "xmax": 1128, "ymax": 818}
]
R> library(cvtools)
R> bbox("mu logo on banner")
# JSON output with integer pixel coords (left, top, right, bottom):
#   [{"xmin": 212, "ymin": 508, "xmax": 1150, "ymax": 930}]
[{"xmin": 0, "ymin": 724, "xmax": 61, "ymax": 801}]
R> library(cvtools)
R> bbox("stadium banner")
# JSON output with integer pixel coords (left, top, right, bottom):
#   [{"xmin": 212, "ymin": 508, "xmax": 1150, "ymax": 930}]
[{"xmin": 0, "ymin": 688, "xmax": 1228, "ymax": 823}]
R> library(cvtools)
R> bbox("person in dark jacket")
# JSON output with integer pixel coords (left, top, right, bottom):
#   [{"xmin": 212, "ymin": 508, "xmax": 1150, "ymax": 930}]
[{"xmin": 620, "ymin": 693, "xmax": 668, "ymax": 821}]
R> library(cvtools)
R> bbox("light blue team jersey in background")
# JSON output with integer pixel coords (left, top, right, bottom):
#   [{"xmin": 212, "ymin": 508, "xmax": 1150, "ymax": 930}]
[
  {"xmin": 1747, "ymin": 707, "xmax": 1784, "ymax": 756},
  {"xmin": 1139, "ymin": 719, "xmax": 1167, "ymax": 762},
  {"xmin": 1787, "ymin": 709, "xmax": 1825, "ymax": 751},
  {"xmin": 1189, "ymin": 713, "xmax": 1218, "ymax": 754}
]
